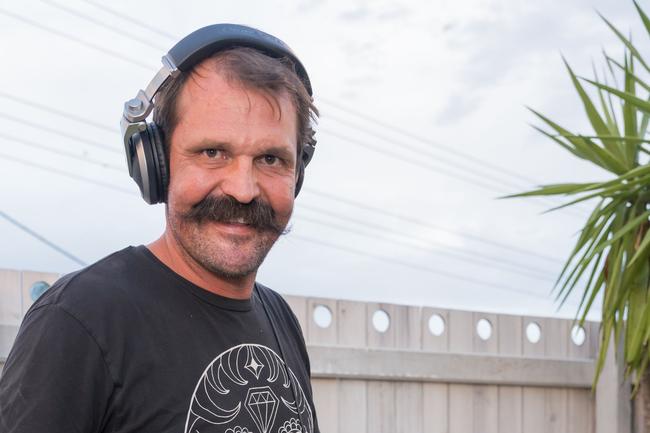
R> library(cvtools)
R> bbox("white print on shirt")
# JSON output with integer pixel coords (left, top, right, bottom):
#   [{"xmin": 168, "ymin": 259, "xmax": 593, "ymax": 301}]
[{"xmin": 184, "ymin": 344, "xmax": 314, "ymax": 433}]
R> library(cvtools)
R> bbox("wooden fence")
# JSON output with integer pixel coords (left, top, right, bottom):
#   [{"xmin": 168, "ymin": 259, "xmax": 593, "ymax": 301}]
[
  {"xmin": 0, "ymin": 269, "xmax": 633, "ymax": 433},
  {"xmin": 286, "ymin": 297, "xmax": 630, "ymax": 433}
]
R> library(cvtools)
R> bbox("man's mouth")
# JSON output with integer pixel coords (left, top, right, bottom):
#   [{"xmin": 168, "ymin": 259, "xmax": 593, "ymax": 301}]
[{"xmin": 223, "ymin": 218, "xmax": 251, "ymax": 226}]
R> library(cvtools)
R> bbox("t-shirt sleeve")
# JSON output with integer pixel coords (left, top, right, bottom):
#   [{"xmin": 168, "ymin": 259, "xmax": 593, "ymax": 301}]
[{"xmin": 0, "ymin": 304, "xmax": 114, "ymax": 433}]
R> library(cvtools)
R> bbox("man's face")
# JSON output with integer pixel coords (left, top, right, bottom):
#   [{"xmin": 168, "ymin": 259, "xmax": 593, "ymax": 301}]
[{"xmin": 165, "ymin": 62, "xmax": 298, "ymax": 280}]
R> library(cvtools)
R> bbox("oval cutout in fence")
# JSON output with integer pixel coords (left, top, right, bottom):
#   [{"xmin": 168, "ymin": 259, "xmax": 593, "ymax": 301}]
[
  {"xmin": 372, "ymin": 309, "xmax": 390, "ymax": 333},
  {"xmin": 476, "ymin": 318, "xmax": 493, "ymax": 341},
  {"xmin": 312, "ymin": 305, "xmax": 332, "ymax": 329},
  {"xmin": 526, "ymin": 322, "xmax": 542, "ymax": 344},
  {"xmin": 428, "ymin": 313, "xmax": 445, "ymax": 336},
  {"xmin": 571, "ymin": 325, "xmax": 586, "ymax": 346}
]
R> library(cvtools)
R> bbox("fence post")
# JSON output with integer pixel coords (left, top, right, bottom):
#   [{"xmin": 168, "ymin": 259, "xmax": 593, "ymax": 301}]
[{"xmin": 596, "ymin": 335, "xmax": 632, "ymax": 433}]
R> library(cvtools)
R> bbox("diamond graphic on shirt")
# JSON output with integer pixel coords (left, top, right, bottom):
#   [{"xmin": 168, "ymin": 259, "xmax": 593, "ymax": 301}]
[
  {"xmin": 184, "ymin": 344, "xmax": 314, "ymax": 433},
  {"xmin": 245, "ymin": 351, "xmax": 265, "ymax": 379},
  {"xmin": 245, "ymin": 386, "xmax": 279, "ymax": 433}
]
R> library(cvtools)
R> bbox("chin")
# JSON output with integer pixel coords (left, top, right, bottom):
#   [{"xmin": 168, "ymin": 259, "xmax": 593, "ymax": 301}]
[
  {"xmin": 201, "ymin": 252, "xmax": 264, "ymax": 279},
  {"xmin": 188, "ymin": 236, "xmax": 277, "ymax": 280}
]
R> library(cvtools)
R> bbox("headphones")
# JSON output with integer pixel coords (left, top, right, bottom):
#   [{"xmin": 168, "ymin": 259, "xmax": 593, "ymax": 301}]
[{"xmin": 120, "ymin": 24, "xmax": 316, "ymax": 204}]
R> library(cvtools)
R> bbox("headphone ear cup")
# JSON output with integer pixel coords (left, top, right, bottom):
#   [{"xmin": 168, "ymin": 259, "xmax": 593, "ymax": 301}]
[
  {"xmin": 294, "ymin": 131, "xmax": 316, "ymax": 197},
  {"xmin": 125, "ymin": 123, "xmax": 166, "ymax": 204},
  {"xmin": 294, "ymin": 162, "xmax": 305, "ymax": 197},
  {"xmin": 147, "ymin": 123, "xmax": 169, "ymax": 202},
  {"xmin": 126, "ymin": 128, "xmax": 155, "ymax": 204}
]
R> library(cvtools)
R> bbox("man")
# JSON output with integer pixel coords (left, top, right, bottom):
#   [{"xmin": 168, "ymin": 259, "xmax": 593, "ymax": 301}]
[{"xmin": 0, "ymin": 24, "xmax": 320, "ymax": 433}]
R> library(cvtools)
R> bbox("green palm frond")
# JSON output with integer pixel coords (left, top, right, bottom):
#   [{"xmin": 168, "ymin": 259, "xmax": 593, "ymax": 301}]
[{"xmin": 512, "ymin": 2, "xmax": 650, "ymax": 392}]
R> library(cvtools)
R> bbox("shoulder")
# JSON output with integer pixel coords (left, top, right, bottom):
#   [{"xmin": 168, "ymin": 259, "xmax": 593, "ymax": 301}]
[
  {"xmin": 255, "ymin": 282, "xmax": 306, "ymax": 343},
  {"xmin": 255, "ymin": 283, "xmax": 298, "ymax": 321},
  {"xmin": 27, "ymin": 246, "xmax": 147, "ymax": 322}
]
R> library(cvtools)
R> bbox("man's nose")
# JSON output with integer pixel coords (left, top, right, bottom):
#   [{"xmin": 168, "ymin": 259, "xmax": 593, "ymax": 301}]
[{"xmin": 220, "ymin": 159, "xmax": 260, "ymax": 204}]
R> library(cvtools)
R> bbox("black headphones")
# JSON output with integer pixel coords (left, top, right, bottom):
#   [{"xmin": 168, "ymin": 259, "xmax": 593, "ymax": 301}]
[{"xmin": 120, "ymin": 24, "xmax": 316, "ymax": 204}]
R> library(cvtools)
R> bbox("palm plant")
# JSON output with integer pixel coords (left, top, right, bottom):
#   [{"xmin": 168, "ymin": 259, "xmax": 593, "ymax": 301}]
[{"xmin": 510, "ymin": 1, "xmax": 650, "ymax": 393}]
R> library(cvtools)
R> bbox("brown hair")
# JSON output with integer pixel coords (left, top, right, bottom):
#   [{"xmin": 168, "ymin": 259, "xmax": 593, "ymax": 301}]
[{"xmin": 153, "ymin": 47, "xmax": 318, "ymax": 161}]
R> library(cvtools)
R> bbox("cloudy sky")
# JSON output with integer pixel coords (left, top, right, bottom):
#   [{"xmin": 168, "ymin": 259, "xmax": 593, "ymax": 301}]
[{"xmin": 0, "ymin": 0, "xmax": 641, "ymax": 320}]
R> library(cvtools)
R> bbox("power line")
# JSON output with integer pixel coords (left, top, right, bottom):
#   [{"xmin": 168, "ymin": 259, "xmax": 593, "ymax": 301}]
[
  {"xmin": 0, "ymin": 132, "xmax": 124, "ymax": 172},
  {"xmin": 319, "ymin": 97, "xmax": 542, "ymax": 186},
  {"xmin": 0, "ymin": 6, "xmax": 152, "ymax": 70},
  {"xmin": 296, "ymin": 204, "xmax": 555, "ymax": 278},
  {"xmin": 0, "ymin": 91, "xmax": 117, "ymax": 134},
  {"xmin": 319, "ymin": 127, "xmax": 513, "ymax": 194},
  {"xmin": 318, "ymin": 127, "xmax": 587, "ymax": 218},
  {"xmin": 302, "ymin": 187, "xmax": 565, "ymax": 264},
  {"xmin": 0, "ymin": 210, "xmax": 87, "ymax": 266},
  {"xmin": 0, "ymin": 111, "xmax": 122, "ymax": 154},
  {"xmin": 321, "ymin": 111, "xmax": 526, "ymax": 191},
  {"xmin": 83, "ymin": 0, "xmax": 178, "ymax": 41},
  {"xmin": 41, "ymin": 0, "xmax": 168, "ymax": 51},
  {"xmin": 0, "ymin": 152, "xmax": 134, "ymax": 195},
  {"xmin": 295, "ymin": 213, "xmax": 554, "ymax": 281},
  {"xmin": 288, "ymin": 234, "xmax": 557, "ymax": 302}
]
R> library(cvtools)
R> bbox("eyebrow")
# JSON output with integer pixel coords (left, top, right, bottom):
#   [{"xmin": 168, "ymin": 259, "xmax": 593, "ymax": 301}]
[{"xmin": 186, "ymin": 139, "xmax": 295, "ymax": 161}]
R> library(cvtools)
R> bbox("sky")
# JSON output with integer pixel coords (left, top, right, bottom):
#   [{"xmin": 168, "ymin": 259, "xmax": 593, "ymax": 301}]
[{"xmin": 0, "ymin": 0, "xmax": 642, "ymax": 321}]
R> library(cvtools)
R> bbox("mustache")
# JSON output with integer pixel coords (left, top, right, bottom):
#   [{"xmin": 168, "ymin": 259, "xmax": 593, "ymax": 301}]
[{"xmin": 183, "ymin": 195, "xmax": 287, "ymax": 235}]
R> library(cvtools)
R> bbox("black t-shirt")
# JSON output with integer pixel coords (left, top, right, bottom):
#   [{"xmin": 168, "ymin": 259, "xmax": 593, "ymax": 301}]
[{"xmin": 0, "ymin": 246, "xmax": 319, "ymax": 433}]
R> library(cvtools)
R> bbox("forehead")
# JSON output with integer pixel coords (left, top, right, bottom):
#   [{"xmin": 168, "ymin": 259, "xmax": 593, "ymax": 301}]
[
  {"xmin": 182, "ymin": 59, "xmax": 294, "ymax": 118},
  {"xmin": 172, "ymin": 61, "xmax": 298, "ymax": 151}
]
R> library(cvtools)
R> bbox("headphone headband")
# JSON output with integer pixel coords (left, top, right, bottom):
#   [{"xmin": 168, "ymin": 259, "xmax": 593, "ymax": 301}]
[{"xmin": 168, "ymin": 24, "xmax": 312, "ymax": 95}]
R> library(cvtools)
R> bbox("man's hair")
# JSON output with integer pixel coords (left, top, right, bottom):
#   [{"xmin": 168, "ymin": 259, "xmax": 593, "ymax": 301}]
[{"xmin": 153, "ymin": 47, "xmax": 318, "ymax": 161}]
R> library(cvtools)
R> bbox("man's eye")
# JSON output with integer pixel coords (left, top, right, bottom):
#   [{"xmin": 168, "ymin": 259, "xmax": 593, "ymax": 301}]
[
  {"xmin": 262, "ymin": 155, "xmax": 280, "ymax": 165},
  {"xmin": 203, "ymin": 149, "xmax": 221, "ymax": 158}
]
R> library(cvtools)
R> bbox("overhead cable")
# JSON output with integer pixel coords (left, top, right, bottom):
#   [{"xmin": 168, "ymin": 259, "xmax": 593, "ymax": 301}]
[
  {"xmin": 295, "ymin": 212, "xmax": 554, "ymax": 281},
  {"xmin": 302, "ymin": 187, "xmax": 564, "ymax": 264},
  {"xmin": 41, "ymin": 0, "xmax": 168, "ymax": 51},
  {"xmin": 319, "ymin": 97, "xmax": 541, "ymax": 186},
  {"xmin": 0, "ymin": 132, "xmax": 124, "ymax": 172},
  {"xmin": 0, "ymin": 210, "xmax": 87, "ymax": 266},
  {"xmin": 296, "ymin": 204, "xmax": 555, "ymax": 277},
  {"xmin": 0, "ymin": 152, "xmax": 133, "ymax": 194},
  {"xmin": 0, "ymin": 6, "xmax": 152, "ymax": 70},
  {"xmin": 289, "ymin": 234, "xmax": 558, "ymax": 302},
  {"xmin": 0, "ymin": 91, "xmax": 117, "ymax": 133},
  {"xmin": 0, "ymin": 111, "xmax": 122, "ymax": 154},
  {"xmin": 83, "ymin": 0, "xmax": 178, "ymax": 40}
]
